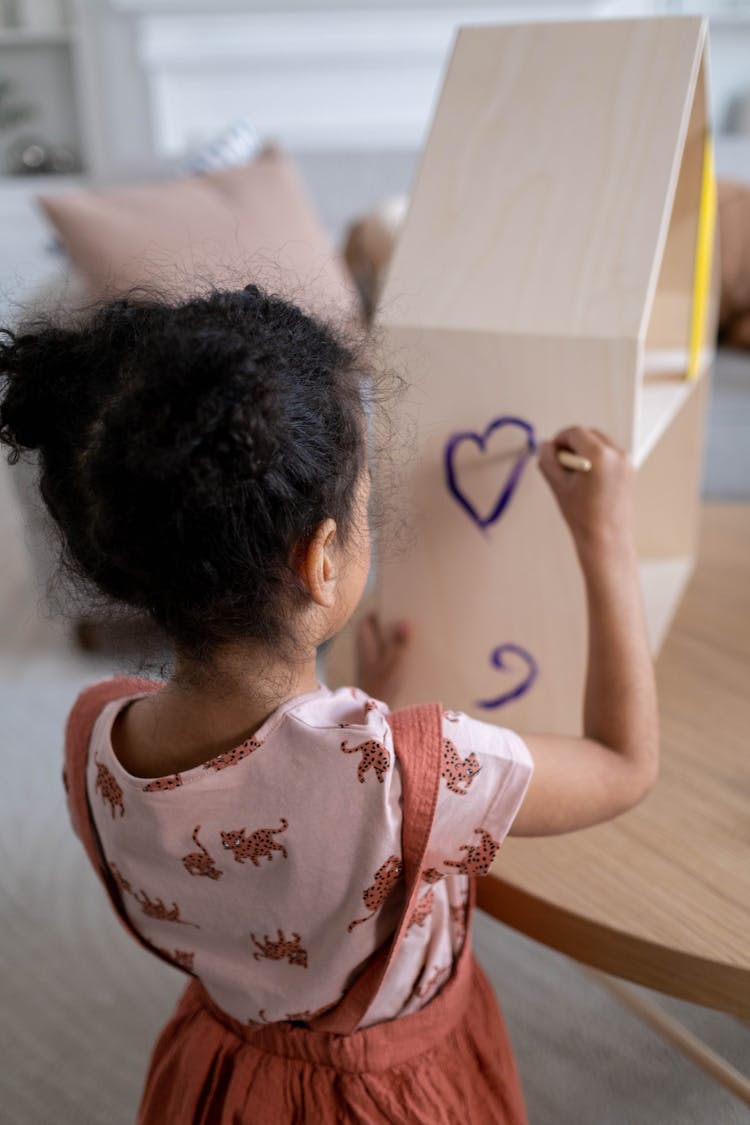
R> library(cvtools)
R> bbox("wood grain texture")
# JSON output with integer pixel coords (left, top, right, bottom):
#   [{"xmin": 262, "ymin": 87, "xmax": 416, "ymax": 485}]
[
  {"xmin": 374, "ymin": 327, "xmax": 634, "ymax": 734},
  {"xmin": 645, "ymin": 50, "xmax": 707, "ymax": 354},
  {"xmin": 477, "ymin": 504, "xmax": 750, "ymax": 1018},
  {"xmin": 381, "ymin": 18, "xmax": 706, "ymax": 345},
  {"xmin": 372, "ymin": 17, "xmax": 714, "ymax": 734},
  {"xmin": 635, "ymin": 368, "xmax": 709, "ymax": 560}
]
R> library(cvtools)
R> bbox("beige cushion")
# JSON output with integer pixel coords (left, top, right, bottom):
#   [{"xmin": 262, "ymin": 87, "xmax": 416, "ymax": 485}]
[{"xmin": 36, "ymin": 147, "xmax": 358, "ymax": 321}]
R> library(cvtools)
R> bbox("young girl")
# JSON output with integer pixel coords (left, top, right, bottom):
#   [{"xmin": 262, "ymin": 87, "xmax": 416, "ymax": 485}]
[{"xmin": 0, "ymin": 286, "xmax": 658, "ymax": 1124}]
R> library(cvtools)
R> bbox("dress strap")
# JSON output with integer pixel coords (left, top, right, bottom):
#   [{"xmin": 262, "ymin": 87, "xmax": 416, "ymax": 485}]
[
  {"xmin": 63, "ymin": 676, "xmax": 183, "ymax": 973},
  {"xmin": 308, "ymin": 701, "xmax": 444, "ymax": 1035}
]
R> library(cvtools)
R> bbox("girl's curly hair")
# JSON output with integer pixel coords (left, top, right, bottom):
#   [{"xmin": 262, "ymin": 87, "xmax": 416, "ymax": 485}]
[{"xmin": 0, "ymin": 285, "xmax": 384, "ymax": 667}]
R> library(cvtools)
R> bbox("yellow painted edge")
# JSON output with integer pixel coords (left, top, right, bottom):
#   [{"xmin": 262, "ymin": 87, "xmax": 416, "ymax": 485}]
[{"xmin": 687, "ymin": 136, "xmax": 716, "ymax": 381}]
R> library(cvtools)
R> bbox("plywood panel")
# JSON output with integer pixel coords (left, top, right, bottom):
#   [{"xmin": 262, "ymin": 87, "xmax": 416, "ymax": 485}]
[
  {"xmin": 381, "ymin": 18, "xmax": 706, "ymax": 341},
  {"xmin": 639, "ymin": 556, "xmax": 694, "ymax": 652},
  {"xmin": 635, "ymin": 375, "xmax": 695, "ymax": 467},
  {"xmin": 645, "ymin": 55, "xmax": 707, "ymax": 355},
  {"xmin": 376, "ymin": 326, "xmax": 636, "ymax": 734},
  {"xmin": 366, "ymin": 16, "xmax": 712, "ymax": 739},
  {"xmin": 634, "ymin": 370, "xmax": 710, "ymax": 561}
]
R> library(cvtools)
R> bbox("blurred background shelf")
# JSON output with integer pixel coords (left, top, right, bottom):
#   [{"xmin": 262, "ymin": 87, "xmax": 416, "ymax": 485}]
[
  {"xmin": 0, "ymin": 2, "xmax": 83, "ymax": 179},
  {"xmin": 0, "ymin": 27, "xmax": 70, "ymax": 44},
  {"xmin": 1, "ymin": 2, "xmax": 750, "ymax": 182}
]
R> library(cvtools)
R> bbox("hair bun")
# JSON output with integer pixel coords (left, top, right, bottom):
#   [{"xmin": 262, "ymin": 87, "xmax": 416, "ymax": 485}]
[
  {"xmin": 210, "ymin": 392, "xmax": 279, "ymax": 479},
  {"xmin": 0, "ymin": 287, "xmax": 373, "ymax": 664},
  {"xmin": 112, "ymin": 352, "xmax": 280, "ymax": 506},
  {"xmin": 0, "ymin": 328, "xmax": 79, "ymax": 460}
]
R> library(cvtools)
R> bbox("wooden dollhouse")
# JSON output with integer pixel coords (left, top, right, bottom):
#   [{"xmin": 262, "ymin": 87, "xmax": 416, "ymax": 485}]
[{"xmin": 368, "ymin": 17, "xmax": 717, "ymax": 733}]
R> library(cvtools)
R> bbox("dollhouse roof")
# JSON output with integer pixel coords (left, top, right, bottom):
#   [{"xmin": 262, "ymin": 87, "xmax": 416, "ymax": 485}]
[{"xmin": 380, "ymin": 17, "xmax": 707, "ymax": 344}]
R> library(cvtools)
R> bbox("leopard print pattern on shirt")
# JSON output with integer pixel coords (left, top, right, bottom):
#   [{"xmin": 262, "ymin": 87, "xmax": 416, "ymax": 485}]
[
  {"xmin": 182, "ymin": 825, "xmax": 223, "ymax": 879},
  {"xmin": 155, "ymin": 946, "xmax": 195, "ymax": 971},
  {"xmin": 109, "ymin": 860, "xmax": 132, "ymax": 896},
  {"xmin": 441, "ymin": 739, "xmax": 481, "ymax": 795},
  {"xmin": 340, "ymin": 738, "xmax": 391, "ymax": 784},
  {"xmin": 348, "ymin": 854, "xmax": 403, "ymax": 931},
  {"xmin": 94, "ymin": 751, "xmax": 125, "ymax": 818},
  {"xmin": 408, "ymin": 888, "xmax": 435, "ymax": 929},
  {"xmin": 248, "ymin": 999, "xmax": 338, "ymax": 1026},
  {"xmin": 251, "ymin": 929, "xmax": 308, "ymax": 967},
  {"xmin": 416, "ymin": 963, "xmax": 451, "ymax": 1000},
  {"xmin": 422, "ymin": 867, "xmax": 444, "ymax": 884},
  {"xmin": 170, "ymin": 948, "xmax": 195, "ymax": 970},
  {"xmin": 203, "ymin": 737, "xmax": 263, "ymax": 772},
  {"xmin": 142, "ymin": 773, "xmax": 183, "ymax": 792},
  {"xmin": 221, "ymin": 818, "xmax": 289, "ymax": 866},
  {"xmin": 132, "ymin": 888, "xmax": 200, "ymax": 928},
  {"xmin": 450, "ymin": 901, "xmax": 467, "ymax": 947},
  {"xmin": 109, "ymin": 862, "xmax": 200, "ymax": 929},
  {"xmin": 287, "ymin": 1003, "xmax": 335, "ymax": 1022},
  {"xmin": 443, "ymin": 827, "xmax": 501, "ymax": 876}
]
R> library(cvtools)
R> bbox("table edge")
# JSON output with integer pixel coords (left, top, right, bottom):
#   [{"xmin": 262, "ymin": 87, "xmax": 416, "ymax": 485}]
[{"xmin": 475, "ymin": 875, "xmax": 750, "ymax": 1019}]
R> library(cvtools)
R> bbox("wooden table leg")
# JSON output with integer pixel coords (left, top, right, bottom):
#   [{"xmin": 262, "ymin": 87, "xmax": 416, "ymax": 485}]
[{"xmin": 585, "ymin": 968, "xmax": 750, "ymax": 1109}]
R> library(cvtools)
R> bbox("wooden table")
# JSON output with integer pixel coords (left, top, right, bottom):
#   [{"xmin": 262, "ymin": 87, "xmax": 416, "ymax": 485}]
[{"xmin": 476, "ymin": 504, "xmax": 750, "ymax": 1021}]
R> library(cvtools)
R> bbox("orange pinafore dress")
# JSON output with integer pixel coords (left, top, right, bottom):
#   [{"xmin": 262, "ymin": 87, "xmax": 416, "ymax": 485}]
[{"xmin": 64, "ymin": 677, "xmax": 527, "ymax": 1124}]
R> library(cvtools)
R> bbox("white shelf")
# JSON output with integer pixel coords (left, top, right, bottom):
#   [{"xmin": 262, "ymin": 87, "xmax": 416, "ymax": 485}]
[
  {"xmin": 639, "ymin": 555, "xmax": 695, "ymax": 654},
  {"xmin": 634, "ymin": 367, "xmax": 709, "ymax": 470}
]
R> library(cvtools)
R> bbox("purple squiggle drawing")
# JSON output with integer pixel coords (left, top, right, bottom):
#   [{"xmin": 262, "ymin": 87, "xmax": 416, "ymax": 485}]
[
  {"xmin": 444, "ymin": 416, "xmax": 537, "ymax": 531},
  {"xmin": 476, "ymin": 644, "xmax": 538, "ymax": 710}
]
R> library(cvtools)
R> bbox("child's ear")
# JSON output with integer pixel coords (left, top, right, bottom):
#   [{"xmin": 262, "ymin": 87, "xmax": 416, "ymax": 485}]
[{"xmin": 296, "ymin": 519, "xmax": 338, "ymax": 607}]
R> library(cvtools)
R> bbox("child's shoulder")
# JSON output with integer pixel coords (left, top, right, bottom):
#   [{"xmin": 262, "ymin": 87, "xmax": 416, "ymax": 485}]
[
  {"xmin": 285, "ymin": 690, "xmax": 530, "ymax": 769},
  {"xmin": 286, "ymin": 685, "xmax": 390, "ymax": 736}
]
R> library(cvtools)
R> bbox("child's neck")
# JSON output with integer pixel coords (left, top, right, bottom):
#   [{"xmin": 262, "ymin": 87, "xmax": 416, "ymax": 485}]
[
  {"xmin": 168, "ymin": 648, "xmax": 320, "ymax": 732},
  {"xmin": 118, "ymin": 649, "xmax": 321, "ymax": 777}
]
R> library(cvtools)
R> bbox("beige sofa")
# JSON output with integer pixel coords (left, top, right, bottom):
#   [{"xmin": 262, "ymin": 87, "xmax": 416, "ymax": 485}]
[{"xmin": 2, "ymin": 148, "xmax": 365, "ymax": 653}]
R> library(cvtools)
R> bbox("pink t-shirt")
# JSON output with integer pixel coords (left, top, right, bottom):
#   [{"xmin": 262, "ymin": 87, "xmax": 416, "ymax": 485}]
[{"xmin": 87, "ymin": 684, "xmax": 533, "ymax": 1030}]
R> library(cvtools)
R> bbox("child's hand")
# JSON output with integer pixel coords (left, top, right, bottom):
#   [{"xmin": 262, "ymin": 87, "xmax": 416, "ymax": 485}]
[
  {"xmin": 355, "ymin": 613, "xmax": 412, "ymax": 708},
  {"xmin": 537, "ymin": 426, "xmax": 635, "ymax": 564},
  {"xmin": 519, "ymin": 424, "xmax": 658, "ymax": 835}
]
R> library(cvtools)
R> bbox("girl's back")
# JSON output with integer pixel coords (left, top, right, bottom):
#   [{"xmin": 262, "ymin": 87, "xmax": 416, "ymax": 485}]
[
  {"xmin": 2, "ymin": 285, "xmax": 657, "ymax": 1123},
  {"xmin": 89, "ymin": 680, "xmax": 531, "ymax": 1029}
]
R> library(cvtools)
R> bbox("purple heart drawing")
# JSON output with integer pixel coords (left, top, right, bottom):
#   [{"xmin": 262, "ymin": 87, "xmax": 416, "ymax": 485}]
[
  {"xmin": 444, "ymin": 416, "xmax": 537, "ymax": 530},
  {"xmin": 476, "ymin": 643, "xmax": 538, "ymax": 710}
]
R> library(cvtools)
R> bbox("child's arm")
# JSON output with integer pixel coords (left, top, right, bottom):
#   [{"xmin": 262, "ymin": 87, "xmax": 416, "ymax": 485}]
[
  {"xmin": 356, "ymin": 425, "xmax": 658, "ymax": 838},
  {"xmin": 510, "ymin": 425, "xmax": 659, "ymax": 835}
]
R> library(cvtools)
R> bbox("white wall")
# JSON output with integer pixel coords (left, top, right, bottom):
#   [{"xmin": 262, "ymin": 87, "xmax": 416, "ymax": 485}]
[{"xmin": 73, "ymin": 0, "xmax": 750, "ymax": 180}]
